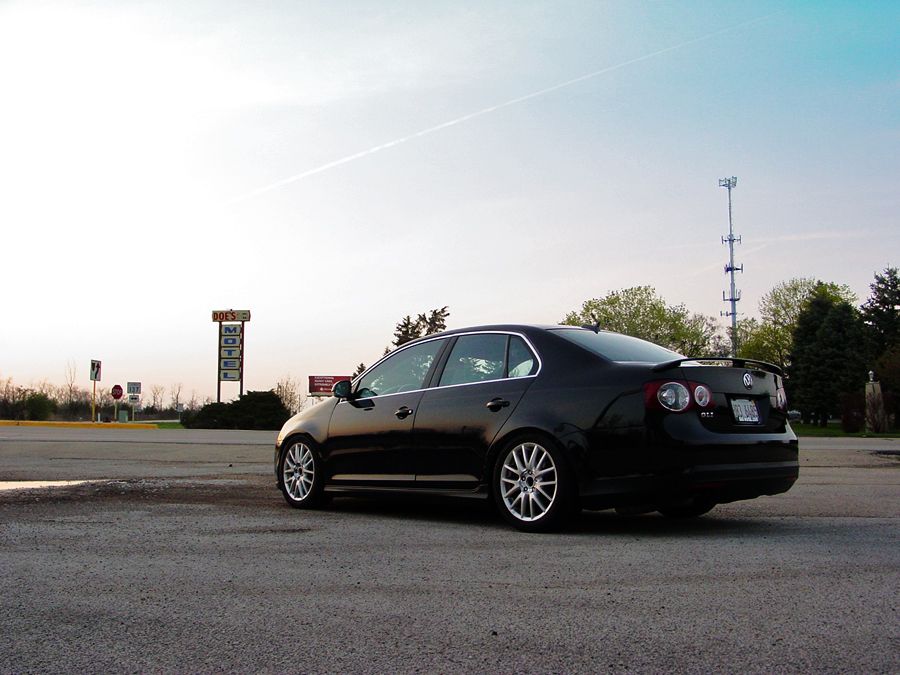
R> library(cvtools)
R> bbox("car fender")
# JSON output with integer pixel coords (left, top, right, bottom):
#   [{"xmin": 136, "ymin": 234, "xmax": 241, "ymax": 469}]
[
  {"xmin": 484, "ymin": 420, "xmax": 591, "ymax": 494},
  {"xmin": 275, "ymin": 400, "xmax": 337, "ymax": 455}
]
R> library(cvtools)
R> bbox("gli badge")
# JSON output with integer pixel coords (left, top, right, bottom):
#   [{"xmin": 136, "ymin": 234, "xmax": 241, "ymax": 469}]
[{"xmin": 742, "ymin": 372, "xmax": 754, "ymax": 390}]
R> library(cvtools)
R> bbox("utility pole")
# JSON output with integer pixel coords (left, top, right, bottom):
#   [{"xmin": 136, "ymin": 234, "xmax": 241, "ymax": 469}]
[{"xmin": 719, "ymin": 176, "xmax": 742, "ymax": 356}]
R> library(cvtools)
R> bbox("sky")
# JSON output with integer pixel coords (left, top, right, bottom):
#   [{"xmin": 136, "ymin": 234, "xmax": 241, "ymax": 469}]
[{"xmin": 1, "ymin": 0, "xmax": 897, "ymax": 403}]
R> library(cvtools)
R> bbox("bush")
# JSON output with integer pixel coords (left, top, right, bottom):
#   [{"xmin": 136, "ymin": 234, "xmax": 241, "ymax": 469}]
[
  {"xmin": 182, "ymin": 391, "xmax": 290, "ymax": 430},
  {"xmin": 25, "ymin": 393, "xmax": 56, "ymax": 420},
  {"xmin": 182, "ymin": 402, "xmax": 231, "ymax": 429}
]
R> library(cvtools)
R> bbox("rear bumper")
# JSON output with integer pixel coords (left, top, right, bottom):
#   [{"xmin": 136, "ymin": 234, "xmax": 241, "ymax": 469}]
[
  {"xmin": 578, "ymin": 409, "xmax": 800, "ymax": 508},
  {"xmin": 579, "ymin": 457, "xmax": 798, "ymax": 508}
]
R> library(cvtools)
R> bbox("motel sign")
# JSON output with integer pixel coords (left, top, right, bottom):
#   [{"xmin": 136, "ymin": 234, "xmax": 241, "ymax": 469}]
[{"xmin": 212, "ymin": 309, "xmax": 250, "ymax": 402}]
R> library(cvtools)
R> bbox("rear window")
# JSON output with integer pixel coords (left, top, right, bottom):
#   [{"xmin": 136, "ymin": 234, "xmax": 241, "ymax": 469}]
[{"xmin": 551, "ymin": 328, "xmax": 683, "ymax": 363}]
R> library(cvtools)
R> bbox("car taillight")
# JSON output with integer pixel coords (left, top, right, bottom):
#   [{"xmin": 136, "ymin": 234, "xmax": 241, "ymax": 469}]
[
  {"xmin": 644, "ymin": 381, "xmax": 714, "ymax": 413},
  {"xmin": 776, "ymin": 387, "xmax": 787, "ymax": 410},
  {"xmin": 658, "ymin": 382, "xmax": 690, "ymax": 411},
  {"xmin": 693, "ymin": 384, "xmax": 712, "ymax": 408}
]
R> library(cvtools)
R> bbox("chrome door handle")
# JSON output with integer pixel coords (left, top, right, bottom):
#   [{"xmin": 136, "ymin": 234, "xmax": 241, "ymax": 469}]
[{"xmin": 395, "ymin": 406, "xmax": 414, "ymax": 419}]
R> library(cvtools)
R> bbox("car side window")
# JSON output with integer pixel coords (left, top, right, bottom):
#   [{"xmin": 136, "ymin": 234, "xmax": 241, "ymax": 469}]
[
  {"xmin": 439, "ymin": 334, "xmax": 507, "ymax": 387},
  {"xmin": 355, "ymin": 339, "xmax": 444, "ymax": 397},
  {"xmin": 507, "ymin": 335, "xmax": 537, "ymax": 378}
]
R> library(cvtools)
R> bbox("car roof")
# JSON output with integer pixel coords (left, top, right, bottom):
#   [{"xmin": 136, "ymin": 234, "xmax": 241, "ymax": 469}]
[{"xmin": 406, "ymin": 324, "xmax": 579, "ymax": 342}]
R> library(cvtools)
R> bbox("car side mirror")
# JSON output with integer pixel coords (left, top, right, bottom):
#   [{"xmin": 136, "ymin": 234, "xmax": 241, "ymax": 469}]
[{"xmin": 332, "ymin": 380, "xmax": 353, "ymax": 400}]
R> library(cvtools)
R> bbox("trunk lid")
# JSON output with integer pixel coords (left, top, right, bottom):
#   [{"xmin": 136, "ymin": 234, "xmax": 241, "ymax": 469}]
[{"xmin": 662, "ymin": 360, "xmax": 788, "ymax": 433}]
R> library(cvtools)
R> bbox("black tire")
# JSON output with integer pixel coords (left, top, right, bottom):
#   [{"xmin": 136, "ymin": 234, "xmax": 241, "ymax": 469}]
[
  {"xmin": 657, "ymin": 498, "xmax": 716, "ymax": 519},
  {"xmin": 277, "ymin": 438, "xmax": 326, "ymax": 509},
  {"xmin": 492, "ymin": 435, "xmax": 576, "ymax": 532}
]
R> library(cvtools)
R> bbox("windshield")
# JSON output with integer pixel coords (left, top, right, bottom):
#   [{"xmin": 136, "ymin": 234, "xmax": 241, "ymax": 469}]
[{"xmin": 551, "ymin": 328, "xmax": 683, "ymax": 363}]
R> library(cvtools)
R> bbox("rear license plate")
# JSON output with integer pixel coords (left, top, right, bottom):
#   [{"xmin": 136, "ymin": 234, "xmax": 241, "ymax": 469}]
[{"xmin": 731, "ymin": 398, "xmax": 760, "ymax": 424}]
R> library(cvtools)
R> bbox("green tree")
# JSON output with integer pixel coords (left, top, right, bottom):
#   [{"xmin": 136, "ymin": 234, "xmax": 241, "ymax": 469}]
[
  {"xmin": 352, "ymin": 363, "xmax": 366, "ymax": 378},
  {"xmin": 563, "ymin": 286, "xmax": 718, "ymax": 354},
  {"xmin": 749, "ymin": 278, "xmax": 857, "ymax": 370},
  {"xmin": 392, "ymin": 306, "xmax": 451, "ymax": 347},
  {"xmin": 393, "ymin": 315, "xmax": 422, "ymax": 347},
  {"xmin": 861, "ymin": 267, "xmax": 900, "ymax": 364},
  {"xmin": 420, "ymin": 306, "xmax": 449, "ymax": 335},
  {"xmin": 875, "ymin": 345, "xmax": 900, "ymax": 429},
  {"xmin": 790, "ymin": 292, "xmax": 835, "ymax": 423},
  {"xmin": 737, "ymin": 318, "xmax": 782, "ymax": 365},
  {"xmin": 789, "ymin": 292, "xmax": 865, "ymax": 425}
]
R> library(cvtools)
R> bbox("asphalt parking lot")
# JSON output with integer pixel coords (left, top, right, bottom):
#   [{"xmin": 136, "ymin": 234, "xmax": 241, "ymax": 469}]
[{"xmin": 1, "ymin": 427, "xmax": 898, "ymax": 673}]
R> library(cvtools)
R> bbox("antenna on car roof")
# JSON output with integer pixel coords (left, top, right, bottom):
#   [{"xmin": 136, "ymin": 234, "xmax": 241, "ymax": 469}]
[{"xmin": 580, "ymin": 323, "xmax": 601, "ymax": 334}]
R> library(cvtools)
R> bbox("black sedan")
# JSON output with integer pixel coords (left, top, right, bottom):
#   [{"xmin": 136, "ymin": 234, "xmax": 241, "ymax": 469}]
[{"xmin": 274, "ymin": 325, "xmax": 798, "ymax": 531}]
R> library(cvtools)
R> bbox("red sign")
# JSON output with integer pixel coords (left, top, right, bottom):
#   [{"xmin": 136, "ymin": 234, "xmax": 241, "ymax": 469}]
[
  {"xmin": 308, "ymin": 375, "xmax": 351, "ymax": 396},
  {"xmin": 111, "ymin": 384, "xmax": 124, "ymax": 400}
]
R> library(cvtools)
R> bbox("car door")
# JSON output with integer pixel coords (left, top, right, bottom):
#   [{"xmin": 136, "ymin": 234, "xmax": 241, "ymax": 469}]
[
  {"xmin": 412, "ymin": 333, "xmax": 539, "ymax": 489},
  {"xmin": 325, "ymin": 337, "xmax": 446, "ymax": 487}
]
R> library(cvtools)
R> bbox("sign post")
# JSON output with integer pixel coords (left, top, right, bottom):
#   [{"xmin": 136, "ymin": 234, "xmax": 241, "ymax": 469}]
[
  {"xmin": 127, "ymin": 382, "xmax": 141, "ymax": 421},
  {"xmin": 90, "ymin": 359, "xmax": 101, "ymax": 421},
  {"xmin": 128, "ymin": 394, "xmax": 140, "ymax": 420},
  {"xmin": 212, "ymin": 310, "xmax": 251, "ymax": 402},
  {"xmin": 111, "ymin": 384, "xmax": 123, "ymax": 422}
]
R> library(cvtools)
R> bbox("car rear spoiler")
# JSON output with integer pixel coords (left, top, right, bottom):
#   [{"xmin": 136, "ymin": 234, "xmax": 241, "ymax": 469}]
[{"xmin": 652, "ymin": 357, "xmax": 784, "ymax": 377}]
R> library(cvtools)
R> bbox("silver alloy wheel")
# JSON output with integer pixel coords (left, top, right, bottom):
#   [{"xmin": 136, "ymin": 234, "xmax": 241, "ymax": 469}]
[
  {"xmin": 499, "ymin": 442, "xmax": 558, "ymax": 522},
  {"xmin": 283, "ymin": 442, "xmax": 315, "ymax": 502}
]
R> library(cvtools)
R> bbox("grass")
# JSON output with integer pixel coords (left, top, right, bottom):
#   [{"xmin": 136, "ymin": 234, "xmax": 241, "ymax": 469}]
[
  {"xmin": 792, "ymin": 423, "xmax": 900, "ymax": 438},
  {"xmin": 155, "ymin": 422, "xmax": 184, "ymax": 429}
]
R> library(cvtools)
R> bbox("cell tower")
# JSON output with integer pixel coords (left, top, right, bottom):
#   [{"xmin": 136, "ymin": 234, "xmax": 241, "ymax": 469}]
[{"xmin": 719, "ymin": 176, "xmax": 742, "ymax": 356}]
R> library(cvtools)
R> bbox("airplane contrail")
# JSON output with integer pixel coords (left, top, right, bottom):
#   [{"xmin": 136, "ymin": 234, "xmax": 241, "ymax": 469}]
[{"xmin": 228, "ymin": 11, "xmax": 782, "ymax": 205}]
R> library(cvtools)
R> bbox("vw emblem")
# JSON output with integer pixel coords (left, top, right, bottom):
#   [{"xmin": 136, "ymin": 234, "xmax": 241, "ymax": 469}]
[{"xmin": 742, "ymin": 372, "xmax": 754, "ymax": 390}]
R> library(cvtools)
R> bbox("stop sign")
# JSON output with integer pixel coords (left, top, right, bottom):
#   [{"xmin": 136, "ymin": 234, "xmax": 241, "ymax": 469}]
[{"xmin": 111, "ymin": 384, "xmax": 124, "ymax": 400}]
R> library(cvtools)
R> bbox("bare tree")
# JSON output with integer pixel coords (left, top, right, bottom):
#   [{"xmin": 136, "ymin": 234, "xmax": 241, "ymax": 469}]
[
  {"xmin": 170, "ymin": 383, "xmax": 183, "ymax": 410},
  {"xmin": 32, "ymin": 379, "xmax": 57, "ymax": 398},
  {"xmin": 187, "ymin": 390, "xmax": 200, "ymax": 412},
  {"xmin": 300, "ymin": 395, "xmax": 324, "ymax": 410},
  {"xmin": 64, "ymin": 361, "xmax": 78, "ymax": 411},
  {"xmin": 150, "ymin": 385, "xmax": 166, "ymax": 411},
  {"xmin": 94, "ymin": 387, "xmax": 113, "ymax": 413},
  {"xmin": 275, "ymin": 375, "xmax": 304, "ymax": 415},
  {"xmin": 1, "ymin": 376, "xmax": 27, "ymax": 410}
]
